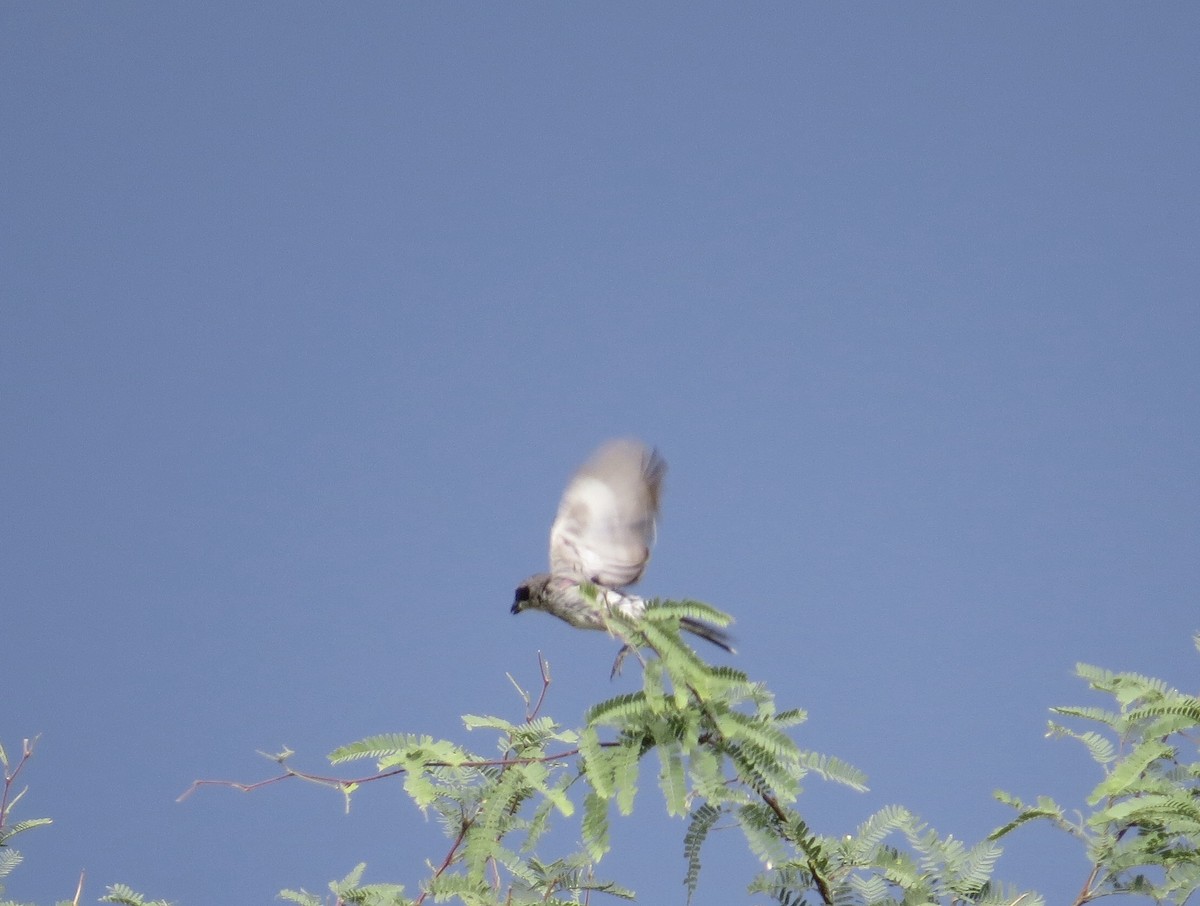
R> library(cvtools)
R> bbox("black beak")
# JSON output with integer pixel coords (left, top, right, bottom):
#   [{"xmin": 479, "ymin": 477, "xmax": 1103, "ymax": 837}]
[{"xmin": 512, "ymin": 584, "xmax": 531, "ymax": 614}]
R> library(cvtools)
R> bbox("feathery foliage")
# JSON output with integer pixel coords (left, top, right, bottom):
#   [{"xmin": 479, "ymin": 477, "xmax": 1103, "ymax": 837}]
[
  {"xmin": 280, "ymin": 863, "xmax": 407, "ymax": 906},
  {"xmin": 98, "ymin": 884, "xmax": 173, "ymax": 906},
  {"xmin": 993, "ymin": 642, "xmax": 1200, "ymax": 905},
  {"xmin": 7, "ymin": 622, "xmax": 1200, "ymax": 906}
]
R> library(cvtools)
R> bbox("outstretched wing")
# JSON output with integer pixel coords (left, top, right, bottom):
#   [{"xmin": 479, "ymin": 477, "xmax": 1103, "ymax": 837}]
[{"xmin": 548, "ymin": 439, "xmax": 666, "ymax": 588}]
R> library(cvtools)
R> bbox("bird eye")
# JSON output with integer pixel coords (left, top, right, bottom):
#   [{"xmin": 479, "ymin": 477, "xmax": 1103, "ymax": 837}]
[{"xmin": 514, "ymin": 585, "xmax": 531, "ymax": 603}]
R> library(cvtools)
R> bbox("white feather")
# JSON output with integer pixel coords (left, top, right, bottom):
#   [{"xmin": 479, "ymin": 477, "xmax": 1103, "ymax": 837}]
[{"xmin": 547, "ymin": 440, "xmax": 664, "ymax": 588}]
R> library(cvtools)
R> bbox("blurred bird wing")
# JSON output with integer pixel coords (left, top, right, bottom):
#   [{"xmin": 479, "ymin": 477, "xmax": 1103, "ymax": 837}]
[{"xmin": 548, "ymin": 440, "xmax": 666, "ymax": 587}]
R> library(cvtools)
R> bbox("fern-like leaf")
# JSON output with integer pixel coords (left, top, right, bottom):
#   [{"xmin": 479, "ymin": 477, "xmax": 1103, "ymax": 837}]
[
  {"xmin": 99, "ymin": 884, "xmax": 173, "ymax": 906},
  {"xmin": 1128, "ymin": 700, "xmax": 1200, "ymax": 726},
  {"xmin": 796, "ymin": 751, "xmax": 868, "ymax": 791},
  {"xmin": 956, "ymin": 839, "xmax": 1003, "ymax": 895},
  {"xmin": 578, "ymin": 726, "xmax": 612, "ymax": 798},
  {"xmin": 612, "ymin": 740, "xmax": 641, "ymax": 816},
  {"xmin": 847, "ymin": 804, "xmax": 912, "ymax": 858},
  {"xmin": 329, "ymin": 734, "xmax": 471, "ymax": 769},
  {"xmin": 587, "ymin": 692, "xmax": 650, "ymax": 727},
  {"xmin": 683, "ymin": 802, "xmax": 720, "ymax": 903},
  {"xmin": 989, "ymin": 793, "xmax": 1066, "ymax": 840},
  {"xmin": 582, "ymin": 790, "xmax": 611, "ymax": 861},
  {"xmin": 1097, "ymin": 792, "xmax": 1200, "ymax": 828},
  {"xmin": 461, "ymin": 714, "xmax": 515, "ymax": 733},
  {"xmin": 1049, "ymin": 706, "xmax": 1123, "ymax": 728},
  {"xmin": 1090, "ymin": 739, "xmax": 1174, "ymax": 804},
  {"xmin": 0, "ymin": 847, "xmax": 23, "ymax": 881},
  {"xmin": 644, "ymin": 597, "xmax": 735, "ymax": 628},
  {"xmin": 0, "ymin": 816, "xmax": 51, "ymax": 847},
  {"xmin": 658, "ymin": 742, "xmax": 688, "ymax": 817}
]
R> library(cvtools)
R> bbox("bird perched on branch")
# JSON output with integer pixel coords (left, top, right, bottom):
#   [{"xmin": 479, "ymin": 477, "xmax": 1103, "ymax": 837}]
[{"xmin": 511, "ymin": 439, "xmax": 734, "ymax": 654}]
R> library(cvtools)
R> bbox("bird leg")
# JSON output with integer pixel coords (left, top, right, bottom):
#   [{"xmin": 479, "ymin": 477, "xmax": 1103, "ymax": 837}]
[{"xmin": 579, "ymin": 582, "xmax": 648, "ymax": 678}]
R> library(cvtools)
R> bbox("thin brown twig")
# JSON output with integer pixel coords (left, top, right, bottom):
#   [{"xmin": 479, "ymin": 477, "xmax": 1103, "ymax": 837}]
[
  {"xmin": 526, "ymin": 652, "xmax": 552, "ymax": 723},
  {"xmin": 1074, "ymin": 860, "xmax": 1101, "ymax": 906},
  {"xmin": 419, "ymin": 656, "xmax": 555, "ymax": 904},
  {"xmin": 758, "ymin": 789, "xmax": 834, "ymax": 906},
  {"xmin": 0, "ymin": 736, "xmax": 39, "ymax": 832},
  {"xmin": 1073, "ymin": 823, "xmax": 1126, "ymax": 906},
  {"xmin": 183, "ymin": 656, "xmax": 565, "ymax": 902},
  {"xmin": 413, "ymin": 813, "xmax": 473, "ymax": 906}
]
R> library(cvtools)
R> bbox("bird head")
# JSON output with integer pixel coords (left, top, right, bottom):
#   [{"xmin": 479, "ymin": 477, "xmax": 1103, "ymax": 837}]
[{"xmin": 511, "ymin": 573, "xmax": 552, "ymax": 614}]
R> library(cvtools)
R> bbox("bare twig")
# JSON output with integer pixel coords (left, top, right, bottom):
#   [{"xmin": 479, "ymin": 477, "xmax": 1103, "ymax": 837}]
[
  {"xmin": 526, "ymin": 652, "xmax": 552, "ymax": 723},
  {"xmin": 0, "ymin": 736, "xmax": 39, "ymax": 832}
]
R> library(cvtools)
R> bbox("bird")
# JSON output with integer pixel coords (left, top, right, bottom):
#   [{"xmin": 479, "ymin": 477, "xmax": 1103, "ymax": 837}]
[{"xmin": 511, "ymin": 439, "xmax": 734, "ymax": 655}]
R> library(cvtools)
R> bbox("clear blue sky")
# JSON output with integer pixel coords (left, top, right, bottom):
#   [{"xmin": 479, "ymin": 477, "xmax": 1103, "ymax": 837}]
[{"xmin": 3, "ymin": 4, "xmax": 1198, "ymax": 904}]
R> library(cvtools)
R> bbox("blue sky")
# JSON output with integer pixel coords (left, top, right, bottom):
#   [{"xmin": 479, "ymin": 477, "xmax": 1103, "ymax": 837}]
[{"xmin": 3, "ymin": 4, "xmax": 1198, "ymax": 904}]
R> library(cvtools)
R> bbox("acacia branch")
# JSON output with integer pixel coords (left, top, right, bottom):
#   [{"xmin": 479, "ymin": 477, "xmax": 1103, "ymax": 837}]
[
  {"xmin": 413, "ymin": 811, "xmax": 474, "ymax": 906},
  {"xmin": 632, "ymin": 623, "xmax": 835, "ymax": 906},
  {"xmin": 178, "ymin": 745, "xmax": 619, "ymax": 802}
]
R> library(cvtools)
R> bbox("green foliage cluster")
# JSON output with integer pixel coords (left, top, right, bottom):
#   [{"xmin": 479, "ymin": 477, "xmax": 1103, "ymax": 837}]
[
  {"xmin": 993, "ymin": 655, "xmax": 1200, "ymax": 904},
  {"xmin": 4, "ymin": 611, "xmax": 1200, "ymax": 906}
]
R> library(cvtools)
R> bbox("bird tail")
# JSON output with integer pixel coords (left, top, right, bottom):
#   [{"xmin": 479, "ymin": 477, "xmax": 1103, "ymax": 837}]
[{"xmin": 681, "ymin": 617, "xmax": 736, "ymax": 654}]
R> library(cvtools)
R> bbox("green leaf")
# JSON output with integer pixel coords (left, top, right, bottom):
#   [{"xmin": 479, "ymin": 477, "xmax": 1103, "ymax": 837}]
[
  {"xmin": 989, "ymin": 793, "xmax": 1065, "ymax": 840},
  {"xmin": 99, "ymin": 884, "xmax": 174, "ymax": 906},
  {"xmin": 683, "ymin": 803, "xmax": 720, "ymax": 903},
  {"xmin": 1096, "ymin": 792, "xmax": 1200, "ymax": 827},
  {"xmin": 796, "ymin": 751, "xmax": 868, "ymax": 791},
  {"xmin": 847, "ymin": 804, "xmax": 912, "ymax": 858},
  {"xmin": 612, "ymin": 741, "xmax": 641, "ymax": 816},
  {"xmin": 1090, "ymin": 739, "xmax": 1174, "ymax": 804},
  {"xmin": 579, "ymin": 726, "xmax": 612, "ymax": 798},
  {"xmin": 658, "ymin": 743, "xmax": 687, "ymax": 817},
  {"xmin": 643, "ymin": 599, "xmax": 735, "ymax": 639},
  {"xmin": 582, "ymin": 790, "xmax": 610, "ymax": 861},
  {"xmin": 0, "ymin": 817, "xmax": 51, "ymax": 848},
  {"xmin": 587, "ymin": 692, "xmax": 649, "ymax": 727},
  {"xmin": 1127, "ymin": 699, "xmax": 1200, "ymax": 726},
  {"xmin": 461, "ymin": 714, "xmax": 515, "ymax": 733},
  {"xmin": 0, "ymin": 847, "xmax": 24, "ymax": 881},
  {"xmin": 1049, "ymin": 706, "xmax": 1122, "ymax": 728},
  {"xmin": 1043, "ymin": 723, "xmax": 1116, "ymax": 765},
  {"xmin": 278, "ymin": 890, "xmax": 323, "ymax": 906}
]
